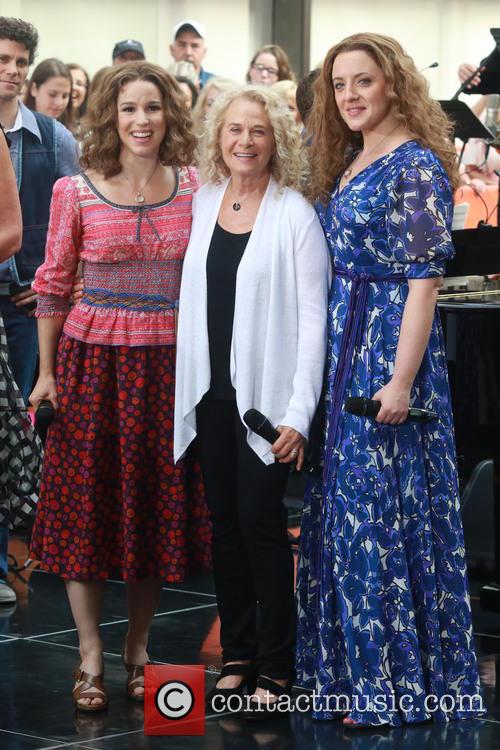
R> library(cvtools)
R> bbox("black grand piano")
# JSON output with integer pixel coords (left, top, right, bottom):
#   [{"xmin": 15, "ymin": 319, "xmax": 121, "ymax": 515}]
[{"xmin": 440, "ymin": 227, "xmax": 500, "ymax": 610}]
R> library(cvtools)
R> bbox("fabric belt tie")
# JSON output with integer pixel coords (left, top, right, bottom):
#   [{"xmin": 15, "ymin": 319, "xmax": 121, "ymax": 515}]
[
  {"xmin": 315, "ymin": 266, "xmax": 407, "ymax": 622},
  {"xmin": 322, "ymin": 266, "xmax": 407, "ymax": 488}
]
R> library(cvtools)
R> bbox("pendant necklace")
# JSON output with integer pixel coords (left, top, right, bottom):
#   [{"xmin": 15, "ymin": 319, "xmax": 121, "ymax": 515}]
[
  {"xmin": 343, "ymin": 124, "xmax": 402, "ymax": 180},
  {"xmin": 122, "ymin": 161, "xmax": 161, "ymax": 204},
  {"xmin": 229, "ymin": 178, "xmax": 268, "ymax": 211}
]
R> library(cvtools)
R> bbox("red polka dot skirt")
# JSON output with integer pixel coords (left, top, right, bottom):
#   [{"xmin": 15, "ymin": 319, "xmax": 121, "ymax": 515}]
[{"xmin": 30, "ymin": 334, "xmax": 211, "ymax": 582}]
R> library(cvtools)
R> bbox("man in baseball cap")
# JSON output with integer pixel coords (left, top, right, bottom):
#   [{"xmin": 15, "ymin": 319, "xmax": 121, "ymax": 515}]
[
  {"xmin": 170, "ymin": 20, "xmax": 215, "ymax": 88},
  {"xmin": 112, "ymin": 39, "xmax": 146, "ymax": 65}
]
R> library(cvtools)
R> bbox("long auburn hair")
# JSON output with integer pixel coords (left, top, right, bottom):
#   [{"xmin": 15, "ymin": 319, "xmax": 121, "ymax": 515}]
[
  {"xmin": 306, "ymin": 33, "xmax": 459, "ymax": 203},
  {"xmin": 80, "ymin": 62, "xmax": 196, "ymax": 178}
]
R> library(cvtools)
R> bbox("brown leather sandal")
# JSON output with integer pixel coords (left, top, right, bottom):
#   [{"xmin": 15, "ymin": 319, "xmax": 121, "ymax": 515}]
[
  {"xmin": 121, "ymin": 647, "xmax": 150, "ymax": 702},
  {"xmin": 73, "ymin": 667, "xmax": 108, "ymax": 712}
]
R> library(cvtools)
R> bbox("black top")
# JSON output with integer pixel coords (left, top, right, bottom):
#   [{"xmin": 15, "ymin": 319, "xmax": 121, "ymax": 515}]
[{"xmin": 206, "ymin": 222, "xmax": 251, "ymax": 399}]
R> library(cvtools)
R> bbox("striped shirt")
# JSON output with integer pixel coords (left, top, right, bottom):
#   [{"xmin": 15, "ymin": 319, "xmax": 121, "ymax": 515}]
[{"xmin": 34, "ymin": 168, "xmax": 198, "ymax": 346}]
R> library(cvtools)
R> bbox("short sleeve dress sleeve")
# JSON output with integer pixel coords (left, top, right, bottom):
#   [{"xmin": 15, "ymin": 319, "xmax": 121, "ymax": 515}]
[
  {"xmin": 33, "ymin": 176, "xmax": 81, "ymax": 316},
  {"xmin": 387, "ymin": 160, "xmax": 455, "ymax": 279}
]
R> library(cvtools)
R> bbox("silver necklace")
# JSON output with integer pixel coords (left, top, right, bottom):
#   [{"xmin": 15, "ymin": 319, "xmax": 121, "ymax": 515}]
[
  {"xmin": 122, "ymin": 161, "xmax": 161, "ymax": 204},
  {"xmin": 343, "ymin": 124, "xmax": 401, "ymax": 180}
]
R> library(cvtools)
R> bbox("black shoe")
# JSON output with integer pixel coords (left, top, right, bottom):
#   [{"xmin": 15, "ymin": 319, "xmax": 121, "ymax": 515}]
[
  {"xmin": 243, "ymin": 675, "xmax": 292, "ymax": 722},
  {"xmin": 206, "ymin": 663, "xmax": 256, "ymax": 713}
]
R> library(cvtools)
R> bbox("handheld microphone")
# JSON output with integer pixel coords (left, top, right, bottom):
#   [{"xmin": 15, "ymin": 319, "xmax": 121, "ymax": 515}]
[
  {"xmin": 345, "ymin": 397, "xmax": 437, "ymax": 423},
  {"xmin": 35, "ymin": 399, "xmax": 55, "ymax": 441},
  {"xmin": 243, "ymin": 409, "xmax": 280, "ymax": 444}
]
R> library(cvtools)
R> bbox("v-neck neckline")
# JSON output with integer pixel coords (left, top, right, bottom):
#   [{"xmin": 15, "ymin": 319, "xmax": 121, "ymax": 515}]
[{"xmin": 336, "ymin": 140, "xmax": 416, "ymax": 197}]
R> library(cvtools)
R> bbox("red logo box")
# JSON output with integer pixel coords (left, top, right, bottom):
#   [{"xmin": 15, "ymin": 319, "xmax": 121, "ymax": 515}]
[{"xmin": 144, "ymin": 664, "xmax": 205, "ymax": 736}]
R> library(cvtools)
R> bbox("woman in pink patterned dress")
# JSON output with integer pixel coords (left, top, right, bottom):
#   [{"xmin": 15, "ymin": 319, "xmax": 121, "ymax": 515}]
[{"xmin": 29, "ymin": 63, "xmax": 210, "ymax": 712}]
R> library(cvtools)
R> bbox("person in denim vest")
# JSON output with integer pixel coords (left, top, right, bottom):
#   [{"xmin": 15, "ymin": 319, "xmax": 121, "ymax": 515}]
[{"xmin": 0, "ymin": 16, "xmax": 79, "ymax": 606}]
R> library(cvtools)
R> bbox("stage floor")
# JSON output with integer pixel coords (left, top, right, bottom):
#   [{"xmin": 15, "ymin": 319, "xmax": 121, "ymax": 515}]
[{"xmin": 1, "ymin": 532, "xmax": 499, "ymax": 750}]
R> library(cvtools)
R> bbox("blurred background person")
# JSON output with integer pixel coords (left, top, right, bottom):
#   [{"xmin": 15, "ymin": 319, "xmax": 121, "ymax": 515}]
[
  {"xmin": 175, "ymin": 75, "xmax": 198, "ymax": 110},
  {"xmin": 86, "ymin": 66, "xmax": 112, "ymax": 110},
  {"xmin": 29, "ymin": 62, "xmax": 210, "ymax": 711},
  {"xmin": 0, "ymin": 15, "xmax": 79, "ymax": 403},
  {"xmin": 0, "ymin": 124, "xmax": 41, "ymax": 606},
  {"xmin": 191, "ymin": 77, "xmax": 236, "ymax": 136},
  {"xmin": 112, "ymin": 39, "xmax": 145, "ymax": 65},
  {"xmin": 170, "ymin": 20, "xmax": 215, "ymax": 89},
  {"xmin": 67, "ymin": 63, "xmax": 90, "ymax": 140},
  {"xmin": 0, "ymin": 16, "xmax": 78, "ymax": 612},
  {"xmin": 0, "ymin": 125, "xmax": 21, "ymax": 263},
  {"xmin": 457, "ymin": 47, "xmax": 500, "ymax": 94},
  {"xmin": 272, "ymin": 79, "xmax": 301, "ymax": 126},
  {"xmin": 246, "ymin": 44, "xmax": 295, "ymax": 86},
  {"xmin": 296, "ymin": 68, "xmax": 320, "ymax": 131},
  {"xmin": 23, "ymin": 57, "xmax": 73, "ymax": 128},
  {"xmin": 175, "ymin": 85, "xmax": 329, "ymax": 717}
]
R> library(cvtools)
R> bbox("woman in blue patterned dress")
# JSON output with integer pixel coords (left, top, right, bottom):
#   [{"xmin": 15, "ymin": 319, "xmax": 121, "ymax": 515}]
[{"xmin": 296, "ymin": 33, "xmax": 484, "ymax": 728}]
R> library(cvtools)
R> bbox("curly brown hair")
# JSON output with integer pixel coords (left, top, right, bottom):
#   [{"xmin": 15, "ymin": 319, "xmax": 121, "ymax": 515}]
[
  {"xmin": 246, "ymin": 45, "xmax": 295, "ymax": 83},
  {"xmin": 306, "ymin": 33, "xmax": 459, "ymax": 203},
  {"xmin": 0, "ymin": 16, "xmax": 38, "ymax": 64},
  {"xmin": 81, "ymin": 62, "xmax": 196, "ymax": 178}
]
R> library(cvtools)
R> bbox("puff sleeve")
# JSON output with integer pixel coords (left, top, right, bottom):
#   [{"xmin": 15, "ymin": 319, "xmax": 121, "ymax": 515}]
[
  {"xmin": 387, "ymin": 160, "xmax": 455, "ymax": 279},
  {"xmin": 33, "ymin": 176, "xmax": 81, "ymax": 317}
]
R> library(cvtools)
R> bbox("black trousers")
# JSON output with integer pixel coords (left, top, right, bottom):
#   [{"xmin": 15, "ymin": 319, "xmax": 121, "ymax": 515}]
[{"xmin": 196, "ymin": 396, "xmax": 296, "ymax": 679}]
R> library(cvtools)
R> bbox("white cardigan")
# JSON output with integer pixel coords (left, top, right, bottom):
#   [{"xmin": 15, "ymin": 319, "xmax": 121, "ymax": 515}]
[{"xmin": 174, "ymin": 177, "xmax": 330, "ymax": 465}]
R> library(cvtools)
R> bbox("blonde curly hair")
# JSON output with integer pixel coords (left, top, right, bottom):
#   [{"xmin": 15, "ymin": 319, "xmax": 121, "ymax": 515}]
[
  {"xmin": 191, "ymin": 77, "xmax": 237, "ymax": 137},
  {"xmin": 198, "ymin": 85, "xmax": 306, "ymax": 190},
  {"xmin": 306, "ymin": 33, "xmax": 459, "ymax": 203}
]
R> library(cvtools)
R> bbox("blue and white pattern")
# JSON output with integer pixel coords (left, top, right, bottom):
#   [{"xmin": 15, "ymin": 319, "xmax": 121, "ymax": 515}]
[{"xmin": 296, "ymin": 141, "xmax": 484, "ymax": 726}]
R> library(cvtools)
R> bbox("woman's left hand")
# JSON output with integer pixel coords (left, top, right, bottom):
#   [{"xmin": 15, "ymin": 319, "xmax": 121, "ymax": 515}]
[
  {"xmin": 71, "ymin": 276, "xmax": 84, "ymax": 305},
  {"xmin": 371, "ymin": 380, "xmax": 411, "ymax": 425},
  {"xmin": 272, "ymin": 426, "xmax": 305, "ymax": 470}
]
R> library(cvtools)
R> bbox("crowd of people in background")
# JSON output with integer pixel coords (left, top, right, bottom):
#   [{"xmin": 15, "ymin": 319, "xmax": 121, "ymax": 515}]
[
  {"xmin": 12, "ymin": 21, "xmax": 306, "ymax": 144},
  {"xmin": 0, "ymin": 10, "xmax": 496, "ymax": 728}
]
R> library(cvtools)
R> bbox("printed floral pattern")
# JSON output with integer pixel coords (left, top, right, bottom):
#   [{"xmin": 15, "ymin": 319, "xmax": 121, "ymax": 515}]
[
  {"xmin": 30, "ymin": 335, "xmax": 211, "ymax": 582},
  {"xmin": 296, "ymin": 142, "xmax": 484, "ymax": 726}
]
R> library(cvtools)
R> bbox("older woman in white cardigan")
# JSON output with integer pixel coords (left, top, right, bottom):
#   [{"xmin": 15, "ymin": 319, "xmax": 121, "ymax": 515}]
[{"xmin": 174, "ymin": 85, "xmax": 329, "ymax": 718}]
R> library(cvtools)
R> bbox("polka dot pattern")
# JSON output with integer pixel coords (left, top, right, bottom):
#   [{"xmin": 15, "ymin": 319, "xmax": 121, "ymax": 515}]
[{"xmin": 30, "ymin": 334, "xmax": 211, "ymax": 582}]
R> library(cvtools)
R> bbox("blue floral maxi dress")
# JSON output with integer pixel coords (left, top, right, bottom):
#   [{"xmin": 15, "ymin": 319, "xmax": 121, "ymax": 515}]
[{"xmin": 295, "ymin": 141, "xmax": 484, "ymax": 726}]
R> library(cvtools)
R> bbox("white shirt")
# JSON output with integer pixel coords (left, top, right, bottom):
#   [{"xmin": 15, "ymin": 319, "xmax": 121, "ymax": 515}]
[{"xmin": 174, "ymin": 177, "xmax": 330, "ymax": 465}]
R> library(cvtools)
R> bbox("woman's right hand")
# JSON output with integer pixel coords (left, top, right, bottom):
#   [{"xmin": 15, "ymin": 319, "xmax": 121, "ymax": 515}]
[
  {"xmin": 458, "ymin": 63, "xmax": 483, "ymax": 87},
  {"xmin": 29, "ymin": 373, "xmax": 58, "ymax": 411}
]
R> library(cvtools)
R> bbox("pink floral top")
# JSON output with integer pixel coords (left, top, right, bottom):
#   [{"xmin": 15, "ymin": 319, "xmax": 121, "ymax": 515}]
[{"xmin": 34, "ymin": 168, "xmax": 198, "ymax": 346}]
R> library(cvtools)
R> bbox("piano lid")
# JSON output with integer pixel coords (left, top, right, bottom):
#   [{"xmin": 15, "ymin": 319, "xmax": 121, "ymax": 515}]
[{"xmin": 439, "ymin": 287, "xmax": 500, "ymax": 309}]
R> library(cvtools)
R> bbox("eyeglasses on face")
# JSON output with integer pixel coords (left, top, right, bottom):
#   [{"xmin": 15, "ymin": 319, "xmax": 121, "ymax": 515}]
[{"xmin": 252, "ymin": 63, "xmax": 279, "ymax": 77}]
